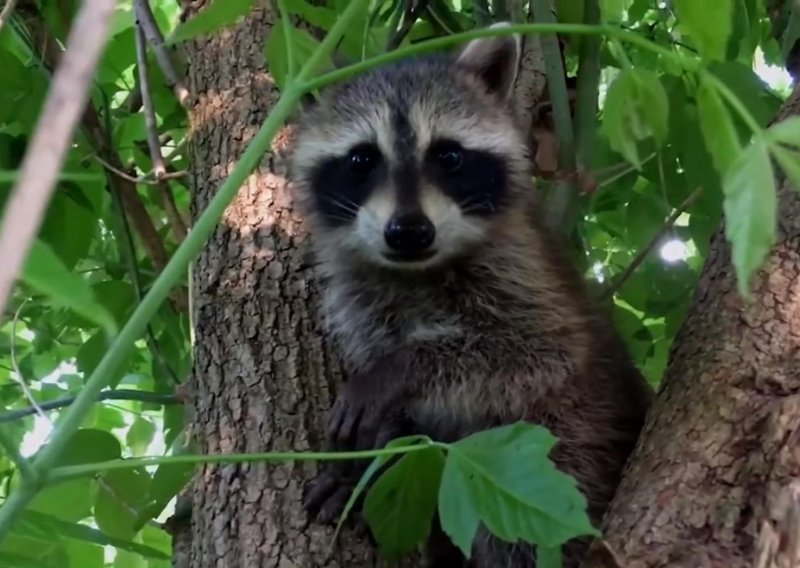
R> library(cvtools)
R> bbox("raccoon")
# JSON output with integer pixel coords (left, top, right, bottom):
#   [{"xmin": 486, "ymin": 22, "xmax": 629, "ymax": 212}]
[{"xmin": 287, "ymin": 24, "xmax": 653, "ymax": 568}]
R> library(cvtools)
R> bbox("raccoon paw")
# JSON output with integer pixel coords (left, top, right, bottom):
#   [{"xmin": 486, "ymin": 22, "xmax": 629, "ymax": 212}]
[
  {"xmin": 303, "ymin": 464, "xmax": 361, "ymax": 525},
  {"xmin": 327, "ymin": 387, "xmax": 410, "ymax": 451}
]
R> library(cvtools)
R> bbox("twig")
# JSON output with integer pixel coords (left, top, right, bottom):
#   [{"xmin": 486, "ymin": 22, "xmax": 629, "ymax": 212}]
[
  {"xmin": 0, "ymin": 390, "xmax": 178, "ymax": 423},
  {"xmin": 0, "ymin": 0, "xmax": 18, "ymax": 34},
  {"xmin": 573, "ymin": 0, "xmax": 602, "ymax": 172},
  {"xmin": 10, "ymin": 299, "xmax": 50, "ymax": 425},
  {"xmin": 158, "ymin": 181, "xmax": 189, "ymax": 241},
  {"xmin": 0, "ymin": 426, "xmax": 38, "ymax": 483},
  {"xmin": 93, "ymin": 154, "xmax": 187, "ymax": 185},
  {"xmin": 0, "ymin": 0, "xmax": 116, "ymax": 320},
  {"xmin": 134, "ymin": 11, "xmax": 167, "ymax": 180},
  {"xmin": 603, "ymin": 187, "xmax": 703, "ymax": 299},
  {"xmin": 82, "ymin": 105, "xmax": 178, "ymax": 299},
  {"xmin": 531, "ymin": 0, "xmax": 580, "ymax": 236},
  {"xmin": 105, "ymin": 156, "xmax": 182, "ymax": 387},
  {"xmin": 387, "ymin": 0, "xmax": 429, "ymax": 50},
  {"xmin": 134, "ymin": 0, "xmax": 190, "ymax": 107}
]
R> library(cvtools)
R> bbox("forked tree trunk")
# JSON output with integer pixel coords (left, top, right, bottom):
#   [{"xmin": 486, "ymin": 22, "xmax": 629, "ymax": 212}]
[
  {"xmin": 179, "ymin": 1, "xmax": 382, "ymax": 566},
  {"xmin": 583, "ymin": 87, "xmax": 800, "ymax": 568}
]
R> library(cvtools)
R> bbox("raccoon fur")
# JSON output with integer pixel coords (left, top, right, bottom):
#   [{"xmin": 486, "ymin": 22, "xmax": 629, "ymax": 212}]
[{"xmin": 287, "ymin": 23, "xmax": 653, "ymax": 568}]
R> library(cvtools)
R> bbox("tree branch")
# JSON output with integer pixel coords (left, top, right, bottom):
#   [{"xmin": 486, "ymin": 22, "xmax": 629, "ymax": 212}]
[
  {"xmin": 93, "ymin": 153, "xmax": 187, "ymax": 186},
  {"xmin": 603, "ymin": 187, "xmax": 702, "ymax": 299},
  {"xmin": 105, "ymin": 155, "xmax": 182, "ymax": 388},
  {"xmin": 0, "ymin": 0, "xmax": 116, "ymax": 319},
  {"xmin": 510, "ymin": 0, "xmax": 546, "ymax": 141},
  {"xmin": 0, "ymin": 390, "xmax": 179, "ymax": 423},
  {"xmin": 387, "ymin": 0, "xmax": 429, "ymax": 50},
  {"xmin": 134, "ymin": 0, "xmax": 190, "ymax": 107},
  {"xmin": 0, "ymin": 0, "xmax": 18, "ymax": 34},
  {"xmin": 531, "ymin": 0, "xmax": 580, "ymax": 236},
  {"xmin": 158, "ymin": 181, "xmax": 189, "ymax": 242},
  {"xmin": 134, "ymin": 10, "xmax": 167, "ymax": 180},
  {"xmin": 573, "ymin": 0, "xmax": 602, "ymax": 171}
]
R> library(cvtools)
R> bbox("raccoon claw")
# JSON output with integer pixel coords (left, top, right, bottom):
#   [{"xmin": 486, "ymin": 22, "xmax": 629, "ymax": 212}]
[
  {"xmin": 303, "ymin": 465, "xmax": 361, "ymax": 526},
  {"xmin": 327, "ymin": 390, "xmax": 410, "ymax": 450}
]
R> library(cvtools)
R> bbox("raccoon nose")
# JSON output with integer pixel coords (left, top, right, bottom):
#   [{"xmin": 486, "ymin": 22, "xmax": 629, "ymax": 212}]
[{"xmin": 384, "ymin": 213, "xmax": 435, "ymax": 253}]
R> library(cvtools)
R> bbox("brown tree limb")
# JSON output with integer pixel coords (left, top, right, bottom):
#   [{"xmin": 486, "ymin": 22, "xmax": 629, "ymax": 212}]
[
  {"xmin": 158, "ymin": 181, "xmax": 189, "ymax": 241},
  {"xmin": 581, "ymin": 83, "xmax": 800, "ymax": 568},
  {"xmin": 93, "ymin": 153, "xmax": 187, "ymax": 185},
  {"xmin": 135, "ymin": 0, "xmax": 191, "ymax": 107},
  {"xmin": 134, "ymin": 9, "xmax": 167, "ymax": 180},
  {"xmin": 0, "ymin": 0, "xmax": 116, "ymax": 318}
]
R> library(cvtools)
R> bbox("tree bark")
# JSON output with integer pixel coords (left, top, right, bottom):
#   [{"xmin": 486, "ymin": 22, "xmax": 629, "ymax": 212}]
[
  {"xmin": 178, "ymin": 2, "xmax": 383, "ymax": 566},
  {"xmin": 582, "ymin": 86, "xmax": 800, "ymax": 568}
]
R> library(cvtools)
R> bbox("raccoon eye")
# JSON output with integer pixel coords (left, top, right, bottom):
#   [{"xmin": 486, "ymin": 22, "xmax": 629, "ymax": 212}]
[
  {"xmin": 346, "ymin": 144, "xmax": 381, "ymax": 176},
  {"xmin": 433, "ymin": 141, "xmax": 464, "ymax": 172}
]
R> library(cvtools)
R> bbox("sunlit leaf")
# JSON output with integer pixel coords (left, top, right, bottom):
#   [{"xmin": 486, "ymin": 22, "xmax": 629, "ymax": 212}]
[
  {"xmin": 722, "ymin": 139, "xmax": 777, "ymax": 297},
  {"xmin": 602, "ymin": 69, "xmax": 669, "ymax": 168},
  {"xmin": 696, "ymin": 76, "xmax": 742, "ymax": 176},
  {"xmin": 673, "ymin": 0, "xmax": 734, "ymax": 60}
]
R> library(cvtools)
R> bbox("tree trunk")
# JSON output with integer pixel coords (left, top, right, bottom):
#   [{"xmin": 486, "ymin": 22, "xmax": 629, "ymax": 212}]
[
  {"xmin": 582, "ymin": 86, "xmax": 800, "ymax": 568},
  {"xmin": 178, "ymin": 2, "xmax": 382, "ymax": 566}
]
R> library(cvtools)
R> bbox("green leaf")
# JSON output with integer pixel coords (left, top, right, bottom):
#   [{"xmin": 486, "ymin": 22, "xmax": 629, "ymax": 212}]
[
  {"xmin": 601, "ymin": 69, "xmax": 669, "ymax": 168},
  {"xmin": 17, "ymin": 510, "xmax": 169, "ymax": 560},
  {"xmin": 127, "ymin": 418, "xmax": 156, "ymax": 455},
  {"xmin": 765, "ymin": 116, "xmax": 800, "ymax": 149},
  {"xmin": 673, "ymin": 0, "xmax": 734, "ymax": 60},
  {"xmin": 332, "ymin": 435, "xmax": 432, "ymax": 545},
  {"xmin": 722, "ymin": 139, "xmax": 776, "ymax": 297},
  {"xmin": 20, "ymin": 240, "xmax": 117, "ymax": 335},
  {"xmin": 135, "ymin": 435, "xmax": 195, "ymax": 531},
  {"xmin": 770, "ymin": 145, "xmax": 800, "ymax": 191},
  {"xmin": 95, "ymin": 468, "xmax": 152, "ymax": 540},
  {"xmin": 438, "ymin": 449, "xmax": 481, "ymax": 557},
  {"xmin": 625, "ymin": 189, "xmax": 666, "ymax": 250},
  {"xmin": 27, "ymin": 429, "xmax": 123, "ymax": 523},
  {"xmin": 439, "ymin": 423, "xmax": 598, "ymax": 558},
  {"xmin": 696, "ymin": 76, "xmax": 741, "ymax": 177},
  {"xmin": 167, "ymin": 0, "xmax": 255, "ymax": 43},
  {"xmin": 600, "ymin": 0, "xmax": 630, "ymax": 23},
  {"xmin": 363, "ymin": 447, "xmax": 445, "ymax": 560}
]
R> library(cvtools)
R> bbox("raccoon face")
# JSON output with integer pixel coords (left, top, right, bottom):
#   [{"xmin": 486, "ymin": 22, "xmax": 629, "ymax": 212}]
[{"xmin": 289, "ymin": 24, "xmax": 528, "ymax": 270}]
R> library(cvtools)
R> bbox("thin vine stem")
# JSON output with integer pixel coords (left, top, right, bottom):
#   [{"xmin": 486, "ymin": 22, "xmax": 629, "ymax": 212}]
[
  {"xmin": 303, "ymin": 22, "xmax": 693, "ymax": 93},
  {"xmin": 48, "ymin": 442, "xmax": 438, "ymax": 483},
  {"xmin": 277, "ymin": 0, "xmax": 296, "ymax": 79}
]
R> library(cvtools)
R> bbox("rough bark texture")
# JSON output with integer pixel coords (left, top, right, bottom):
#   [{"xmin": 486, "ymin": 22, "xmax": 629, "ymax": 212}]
[
  {"xmin": 180, "ymin": 2, "xmax": 385, "ymax": 566},
  {"xmin": 582, "ymin": 86, "xmax": 800, "ymax": 568}
]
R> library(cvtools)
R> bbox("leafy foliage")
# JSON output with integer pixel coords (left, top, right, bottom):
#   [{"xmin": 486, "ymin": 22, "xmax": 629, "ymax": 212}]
[{"xmin": 0, "ymin": 0, "xmax": 796, "ymax": 566}]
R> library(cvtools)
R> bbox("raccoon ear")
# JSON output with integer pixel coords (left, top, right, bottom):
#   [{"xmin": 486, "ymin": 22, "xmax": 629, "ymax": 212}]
[{"xmin": 455, "ymin": 22, "xmax": 521, "ymax": 101}]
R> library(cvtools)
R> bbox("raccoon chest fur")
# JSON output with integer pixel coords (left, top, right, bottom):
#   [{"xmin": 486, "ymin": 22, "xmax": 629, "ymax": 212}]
[{"xmin": 321, "ymin": 270, "xmax": 467, "ymax": 373}]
